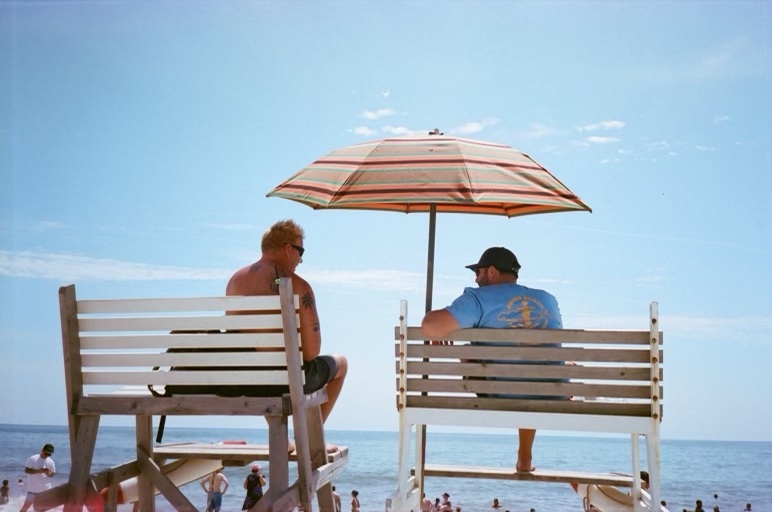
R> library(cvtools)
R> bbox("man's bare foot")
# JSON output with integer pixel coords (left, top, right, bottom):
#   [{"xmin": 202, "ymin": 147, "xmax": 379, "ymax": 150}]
[
  {"xmin": 516, "ymin": 460, "xmax": 535, "ymax": 472},
  {"xmin": 326, "ymin": 443, "xmax": 339, "ymax": 454},
  {"xmin": 288, "ymin": 439, "xmax": 296, "ymax": 454}
]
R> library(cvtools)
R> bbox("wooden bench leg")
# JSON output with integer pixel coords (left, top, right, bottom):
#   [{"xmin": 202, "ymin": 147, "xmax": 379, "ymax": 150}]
[
  {"xmin": 267, "ymin": 414, "xmax": 290, "ymax": 491},
  {"xmin": 136, "ymin": 415, "xmax": 156, "ymax": 512},
  {"xmin": 396, "ymin": 414, "xmax": 418, "ymax": 512},
  {"xmin": 645, "ymin": 433, "xmax": 662, "ymax": 511},
  {"xmin": 307, "ymin": 405, "xmax": 335, "ymax": 512},
  {"xmin": 64, "ymin": 415, "xmax": 100, "ymax": 512}
]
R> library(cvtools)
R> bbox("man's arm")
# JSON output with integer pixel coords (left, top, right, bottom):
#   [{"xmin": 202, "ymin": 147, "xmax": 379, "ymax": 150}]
[
  {"xmin": 421, "ymin": 309, "xmax": 460, "ymax": 339},
  {"xmin": 294, "ymin": 276, "xmax": 322, "ymax": 361}
]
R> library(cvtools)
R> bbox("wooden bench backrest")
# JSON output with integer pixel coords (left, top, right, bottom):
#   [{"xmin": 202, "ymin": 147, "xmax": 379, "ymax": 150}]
[
  {"xmin": 59, "ymin": 283, "xmax": 302, "ymax": 401},
  {"xmin": 396, "ymin": 301, "xmax": 663, "ymax": 422}
]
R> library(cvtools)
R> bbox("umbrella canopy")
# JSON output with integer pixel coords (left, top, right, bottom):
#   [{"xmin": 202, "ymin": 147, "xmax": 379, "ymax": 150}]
[
  {"xmin": 267, "ymin": 133, "xmax": 591, "ymax": 311},
  {"xmin": 267, "ymin": 134, "xmax": 591, "ymax": 217}
]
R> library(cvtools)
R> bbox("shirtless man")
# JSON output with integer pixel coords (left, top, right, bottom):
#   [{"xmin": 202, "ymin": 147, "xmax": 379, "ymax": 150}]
[
  {"xmin": 420, "ymin": 493, "xmax": 433, "ymax": 512},
  {"xmin": 200, "ymin": 468, "xmax": 229, "ymax": 512},
  {"xmin": 226, "ymin": 220, "xmax": 348, "ymax": 444}
]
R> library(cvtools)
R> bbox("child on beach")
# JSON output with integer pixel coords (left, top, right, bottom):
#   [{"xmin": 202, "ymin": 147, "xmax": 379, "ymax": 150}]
[{"xmin": 1, "ymin": 479, "xmax": 9, "ymax": 504}]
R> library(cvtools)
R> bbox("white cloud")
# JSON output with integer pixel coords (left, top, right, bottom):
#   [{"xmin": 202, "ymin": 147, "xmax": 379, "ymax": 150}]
[
  {"xmin": 568, "ymin": 312, "xmax": 772, "ymax": 344},
  {"xmin": 382, "ymin": 125, "xmax": 418, "ymax": 136},
  {"xmin": 714, "ymin": 115, "xmax": 730, "ymax": 123},
  {"xmin": 696, "ymin": 145, "xmax": 716, "ymax": 152},
  {"xmin": 586, "ymin": 136, "xmax": 620, "ymax": 144},
  {"xmin": 577, "ymin": 120, "xmax": 625, "ymax": 132},
  {"xmin": 0, "ymin": 250, "xmax": 230, "ymax": 281},
  {"xmin": 648, "ymin": 141, "xmax": 670, "ymax": 151},
  {"xmin": 452, "ymin": 117, "xmax": 500, "ymax": 135},
  {"xmin": 381, "ymin": 90, "xmax": 390, "ymax": 98},
  {"xmin": 37, "ymin": 220, "xmax": 68, "ymax": 229},
  {"xmin": 0, "ymin": 250, "xmax": 426, "ymax": 292},
  {"xmin": 350, "ymin": 126, "xmax": 377, "ymax": 137},
  {"xmin": 309, "ymin": 268, "xmax": 424, "ymax": 292},
  {"xmin": 362, "ymin": 108, "xmax": 396, "ymax": 120},
  {"xmin": 523, "ymin": 123, "xmax": 561, "ymax": 139}
]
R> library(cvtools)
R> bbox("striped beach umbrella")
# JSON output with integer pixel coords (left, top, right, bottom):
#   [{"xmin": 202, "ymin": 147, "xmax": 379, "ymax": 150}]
[{"xmin": 267, "ymin": 132, "xmax": 591, "ymax": 310}]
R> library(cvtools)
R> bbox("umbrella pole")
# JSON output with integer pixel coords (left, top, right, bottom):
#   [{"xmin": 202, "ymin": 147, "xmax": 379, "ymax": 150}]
[
  {"xmin": 425, "ymin": 205, "xmax": 436, "ymax": 313},
  {"xmin": 418, "ymin": 205, "xmax": 436, "ymax": 503}
]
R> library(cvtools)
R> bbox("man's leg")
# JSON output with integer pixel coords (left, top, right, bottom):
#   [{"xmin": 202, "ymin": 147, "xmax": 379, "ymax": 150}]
[
  {"xmin": 19, "ymin": 492, "xmax": 34, "ymax": 512},
  {"xmin": 320, "ymin": 354, "xmax": 348, "ymax": 422},
  {"xmin": 516, "ymin": 428, "xmax": 536, "ymax": 472}
]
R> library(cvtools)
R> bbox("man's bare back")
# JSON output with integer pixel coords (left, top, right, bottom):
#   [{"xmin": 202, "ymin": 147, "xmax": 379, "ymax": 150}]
[{"xmin": 225, "ymin": 220, "xmax": 347, "ymax": 429}]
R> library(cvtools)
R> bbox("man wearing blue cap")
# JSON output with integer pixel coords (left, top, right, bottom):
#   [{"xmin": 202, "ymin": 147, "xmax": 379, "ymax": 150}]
[{"xmin": 422, "ymin": 247, "xmax": 563, "ymax": 473}]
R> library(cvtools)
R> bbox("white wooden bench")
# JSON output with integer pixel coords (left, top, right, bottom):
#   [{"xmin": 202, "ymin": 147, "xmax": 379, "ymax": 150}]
[
  {"xmin": 394, "ymin": 301, "xmax": 664, "ymax": 512},
  {"xmin": 44, "ymin": 278, "xmax": 347, "ymax": 512}
]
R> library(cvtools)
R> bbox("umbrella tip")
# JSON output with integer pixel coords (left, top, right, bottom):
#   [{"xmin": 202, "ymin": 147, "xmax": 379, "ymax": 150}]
[{"xmin": 428, "ymin": 128, "xmax": 444, "ymax": 135}]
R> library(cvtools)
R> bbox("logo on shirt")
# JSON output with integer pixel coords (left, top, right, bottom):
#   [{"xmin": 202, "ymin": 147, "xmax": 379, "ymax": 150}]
[{"xmin": 498, "ymin": 295, "xmax": 553, "ymax": 328}]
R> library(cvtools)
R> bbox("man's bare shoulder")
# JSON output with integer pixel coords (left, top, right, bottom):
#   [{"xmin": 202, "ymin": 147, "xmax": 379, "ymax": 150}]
[{"xmin": 227, "ymin": 259, "xmax": 282, "ymax": 296}]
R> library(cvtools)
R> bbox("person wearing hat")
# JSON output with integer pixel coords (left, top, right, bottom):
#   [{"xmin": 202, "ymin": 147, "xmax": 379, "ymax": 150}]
[
  {"xmin": 20, "ymin": 443, "xmax": 56, "ymax": 512},
  {"xmin": 421, "ymin": 247, "xmax": 563, "ymax": 473},
  {"xmin": 241, "ymin": 463, "xmax": 266, "ymax": 510}
]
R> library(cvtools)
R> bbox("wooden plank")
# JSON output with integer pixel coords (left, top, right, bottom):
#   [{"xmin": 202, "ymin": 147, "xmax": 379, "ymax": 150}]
[
  {"xmin": 136, "ymin": 446, "xmax": 196, "ymax": 512},
  {"xmin": 32, "ymin": 482, "xmax": 70, "ymax": 510},
  {"xmin": 66, "ymin": 415, "xmax": 100, "ymax": 509},
  {"xmin": 152, "ymin": 442, "xmax": 348, "ymax": 464},
  {"xmin": 81, "ymin": 332, "xmax": 290, "ymax": 350},
  {"xmin": 136, "ymin": 416, "xmax": 155, "ymax": 512},
  {"xmin": 89, "ymin": 460, "xmax": 142, "ymax": 490},
  {"xmin": 405, "ymin": 395, "xmax": 651, "ymax": 416},
  {"xmin": 402, "ymin": 344, "xmax": 662, "ymax": 364},
  {"xmin": 421, "ymin": 465, "xmax": 633, "ymax": 486},
  {"xmin": 279, "ymin": 279, "xmax": 313, "ymax": 512},
  {"xmin": 77, "ymin": 294, "xmax": 297, "ymax": 314},
  {"xmin": 402, "ymin": 360, "xmax": 663, "ymax": 381},
  {"xmin": 398, "ymin": 326, "xmax": 660, "ymax": 344},
  {"xmin": 59, "ymin": 285, "xmax": 83, "ymax": 460},
  {"xmin": 81, "ymin": 351, "xmax": 289, "ymax": 368},
  {"xmin": 78, "ymin": 313, "xmax": 288, "ymax": 333},
  {"xmin": 404, "ymin": 378, "xmax": 653, "ymax": 399},
  {"xmin": 77, "ymin": 396, "xmax": 285, "ymax": 416},
  {"xmin": 81, "ymin": 370, "xmax": 291, "ymax": 386}
]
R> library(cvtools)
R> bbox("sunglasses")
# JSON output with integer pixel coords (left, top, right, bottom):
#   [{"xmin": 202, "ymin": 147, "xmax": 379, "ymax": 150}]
[{"xmin": 290, "ymin": 243, "xmax": 305, "ymax": 257}]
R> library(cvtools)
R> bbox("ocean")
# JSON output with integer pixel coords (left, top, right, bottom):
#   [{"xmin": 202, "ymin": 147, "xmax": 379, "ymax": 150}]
[{"xmin": 0, "ymin": 424, "xmax": 769, "ymax": 512}]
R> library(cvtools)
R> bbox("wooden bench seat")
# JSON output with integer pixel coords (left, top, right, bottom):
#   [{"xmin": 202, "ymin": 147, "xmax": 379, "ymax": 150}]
[
  {"xmin": 394, "ymin": 300, "xmax": 664, "ymax": 512},
  {"xmin": 45, "ymin": 278, "xmax": 347, "ymax": 512}
]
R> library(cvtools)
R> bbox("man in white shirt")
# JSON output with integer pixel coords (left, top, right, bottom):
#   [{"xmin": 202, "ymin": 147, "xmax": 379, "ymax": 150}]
[{"xmin": 20, "ymin": 443, "xmax": 56, "ymax": 512}]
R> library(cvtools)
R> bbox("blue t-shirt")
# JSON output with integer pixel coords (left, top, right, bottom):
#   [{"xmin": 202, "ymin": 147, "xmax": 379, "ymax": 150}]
[
  {"xmin": 445, "ymin": 282, "xmax": 564, "ymax": 399},
  {"xmin": 445, "ymin": 283, "xmax": 563, "ymax": 330}
]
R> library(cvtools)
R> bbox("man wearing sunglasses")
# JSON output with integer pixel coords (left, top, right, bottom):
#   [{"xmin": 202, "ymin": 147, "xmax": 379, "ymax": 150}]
[
  {"xmin": 227, "ymin": 219, "xmax": 348, "ymax": 452},
  {"xmin": 20, "ymin": 443, "xmax": 56, "ymax": 512},
  {"xmin": 421, "ymin": 247, "xmax": 563, "ymax": 474}
]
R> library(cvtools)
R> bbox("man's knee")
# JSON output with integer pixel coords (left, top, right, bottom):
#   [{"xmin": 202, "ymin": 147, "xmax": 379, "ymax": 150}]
[{"xmin": 334, "ymin": 354, "xmax": 348, "ymax": 380}]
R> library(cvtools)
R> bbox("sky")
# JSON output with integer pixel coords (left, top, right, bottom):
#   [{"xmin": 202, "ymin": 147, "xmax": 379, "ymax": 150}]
[{"xmin": 1, "ymin": 1, "xmax": 770, "ymax": 443}]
